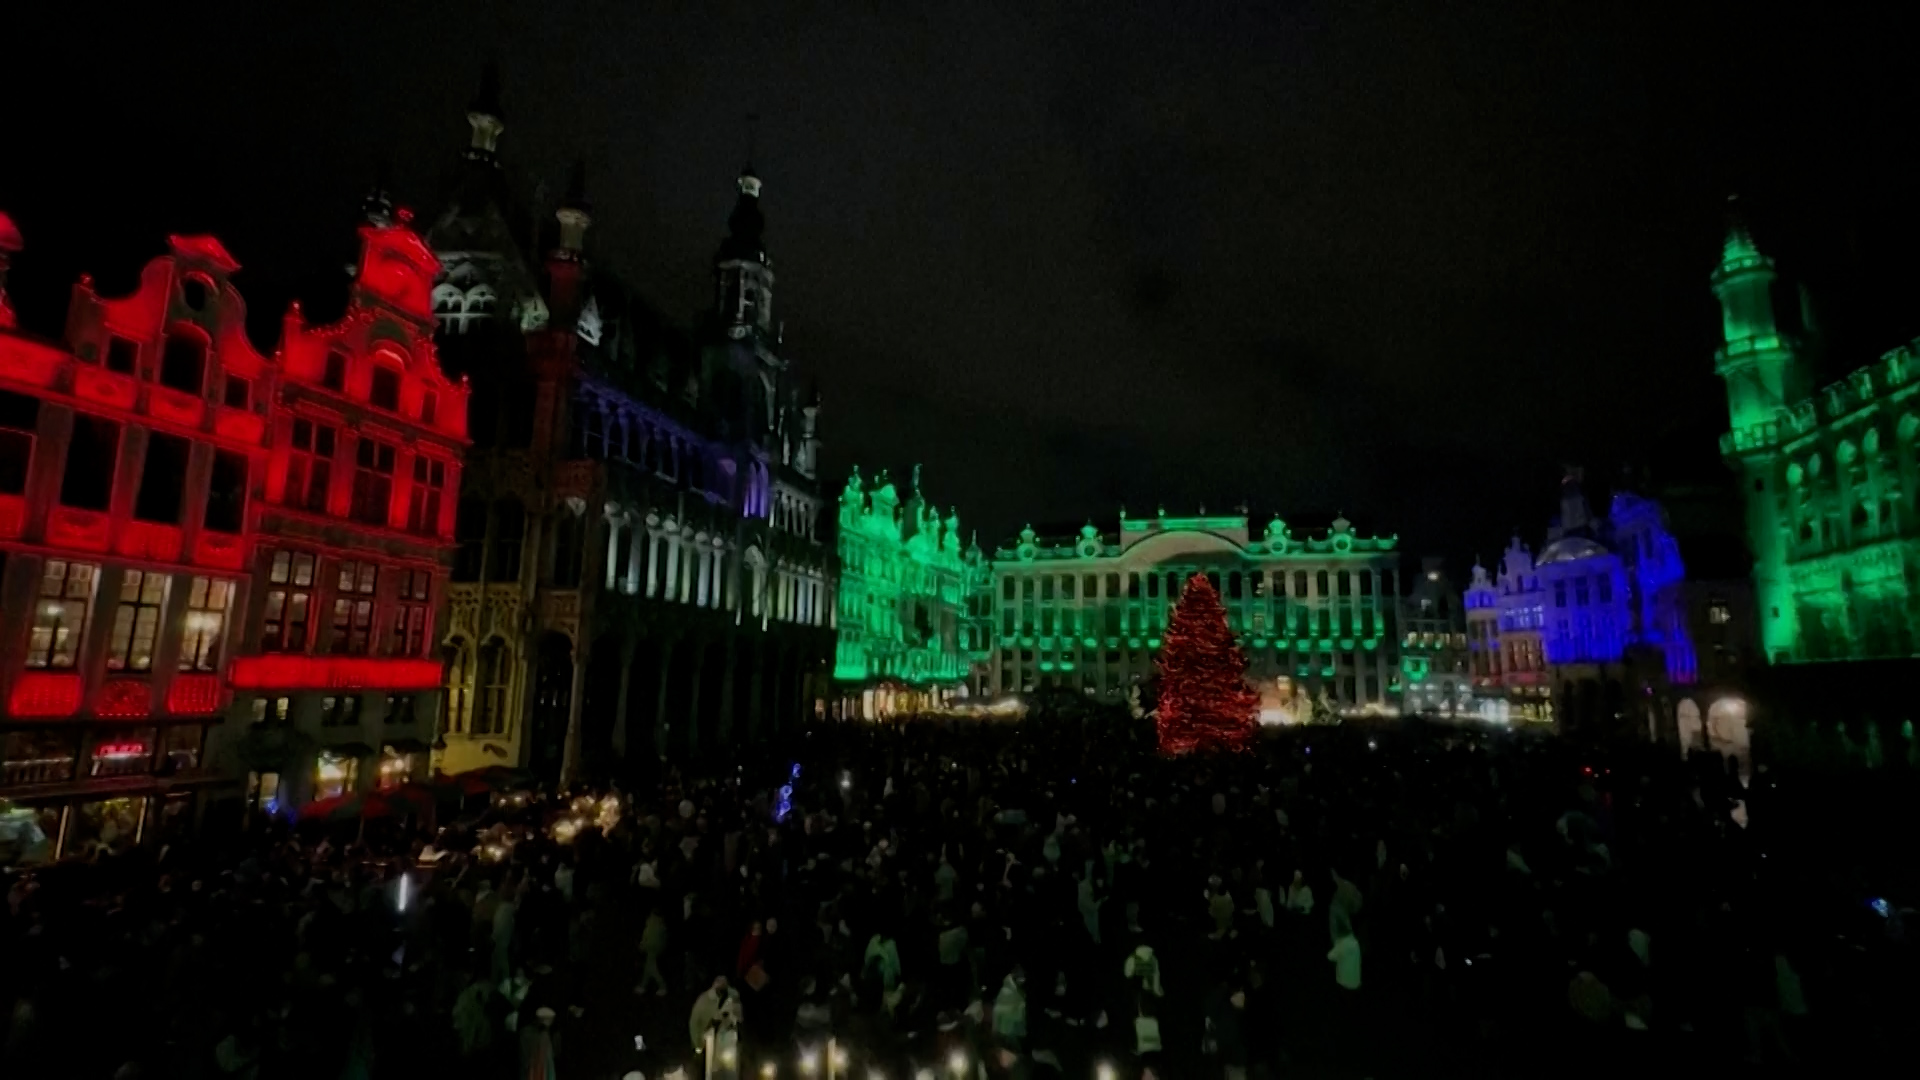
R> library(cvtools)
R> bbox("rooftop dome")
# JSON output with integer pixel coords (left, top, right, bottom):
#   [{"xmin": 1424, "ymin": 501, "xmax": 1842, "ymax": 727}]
[{"xmin": 1538, "ymin": 536, "xmax": 1609, "ymax": 565}]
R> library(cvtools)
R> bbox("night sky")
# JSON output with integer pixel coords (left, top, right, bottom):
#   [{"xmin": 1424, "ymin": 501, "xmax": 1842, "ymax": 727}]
[{"xmin": 8, "ymin": 1, "xmax": 1920, "ymax": 567}]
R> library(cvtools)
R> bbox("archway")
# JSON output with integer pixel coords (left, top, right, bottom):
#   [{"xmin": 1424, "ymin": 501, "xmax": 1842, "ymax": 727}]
[
  {"xmin": 1676, "ymin": 699, "xmax": 1703, "ymax": 756},
  {"xmin": 1706, "ymin": 697, "xmax": 1751, "ymax": 764},
  {"xmin": 527, "ymin": 632, "xmax": 575, "ymax": 786}
]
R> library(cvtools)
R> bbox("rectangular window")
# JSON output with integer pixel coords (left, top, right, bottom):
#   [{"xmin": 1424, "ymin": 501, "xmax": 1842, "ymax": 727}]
[
  {"xmin": 159, "ymin": 334, "xmax": 206, "ymax": 394},
  {"xmin": 351, "ymin": 439, "xmax": 396, "ymax": 525},
  {"xmin": 320, "ymin": 695, "xmax": 362, "ymax": 727},
  {"xmin": 134, "ymin": 432, "xmax": 191, "ymax": 524},
  {"xmin": 324, "ymin": 350, "xmax": 348, "ymax": 391},
  {"xmin": 60, "ymin": 415, "xmax": 119, "ymax": 511},
  {"xmin": 1003, "ymin": 577, "xmax": 1017, "ymax": 601},
  {"xmin": 107, "ymin": 569, "xmax": 169, "ymax": 671},
  {"xmin": 205, "ymin": 450, "xmax": 248, "ymax": 533},
  {"xmin": 1575, "ymin": 579, "xmax": 1590, "ymax": 606},
  {"xmin": 1128, "ymin": 573, "xmax": 1140, "ymax": 599},
  {"xmin": 1001, "ymin": 609, "xmax": 1015, "ymax": 635},
  {"xmin": 407, "ymin": 456, "xmax": 445, "ymax": 534},
  {"xmin": 386, "ymin": 694, "xmax": 417, "ymax": 726},
  {"xmin": 1106, "ymin": 573, "xmax": 1120, "ymax": 598},
  {"xmin": 287, "ymin": 419, "xmax": 335, "ymax": 513},
  {"xmin": 1554, "ymin": 582, "xmax": 1568, "ymax": 608},
  {"xmin": 29, "ymin": 560, "xmax": 99, "ymax": 668},
  {"xmin": 330, "ymin": 560, "xmax": 379, "ymax": 654},
  {"xmin": 369, "ymin": 366, "xmax": 402, "ymax": 412},
  {"xmin": 261, "ymin": 550, "xmax": 316, "ymax": 652},
  {"xmin": 223, "ymin": 374, "xmax": 251, "ymax": 410},
  {"xmin": 105, "ymin": 337, "xmax": 140, "ymax": 375},
  {"xmin": 392, "ymin": 568, "xmax": 431, "ymax": 657},
  {"xmin": 1597, "ymin": 575, "xmax": 1613, "ymax": 604},
  {"xmin": 1041, "ymin": 577, "xmax": 1054, "ymax": 602},
  {"xmin": 419, "ymin": 391, "xmax": 439, "ymax": 428},
  {"xmin": 0, "ymin": 389, "xmax": 38, "ymax": 495},
  {"xmin": 180, "ymin": 575, "xmax": 232, "ymax": 671}
]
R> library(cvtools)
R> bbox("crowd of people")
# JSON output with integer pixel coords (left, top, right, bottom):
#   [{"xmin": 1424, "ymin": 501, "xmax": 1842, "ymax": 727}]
[{"xmin": 2, "ymin": 709, "xmax": 1914, "ymax": 1079}]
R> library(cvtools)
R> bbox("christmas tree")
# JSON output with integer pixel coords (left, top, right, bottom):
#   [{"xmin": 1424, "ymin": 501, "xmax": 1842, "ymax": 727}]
[{"xmin": 1155, "ymin": 573, "xmax": 1259, "ymax": 754}]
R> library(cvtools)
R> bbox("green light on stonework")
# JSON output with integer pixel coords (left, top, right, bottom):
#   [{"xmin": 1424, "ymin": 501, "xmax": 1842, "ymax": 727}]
[
  {"xmin": 1127, "ymin": 637, "xmax": 1142, "ymax": 648},
  {"xmin": 1321, "ymin": 666, "xmax": 1336, "ymax": 677},
  {"xmin": 1039, "ymin": 661, "xmax": 1054, "ymax": 672},
  {"xmin": 1252, "ymin": 638, "xmax": 1268, "ymax": 648},
  {"xmin": 1319, "ymin": 639, "xmax": 1334, "ymax": 651},
  {"xmin": 1059, "ymin": 661, "xmax": 1075, "ymax": 672},
  {"xmin": 1148, "ymin": 638, "xmax": 1162, "ymax": 648},
  {"xmin": 1363, "ymin": 638, "xmax": 1379, "ymax": 650},
  {"xmin": 1083, "ymin": 637, "xmax": 1098, "ymax": 647},
  {"xmin": 1339, "ymin": 638, "xmax": 1355, "ymax": 650},
  {"xmin": 1401, "ymin": 656, "xmax": 1430, "ymax": 683}
]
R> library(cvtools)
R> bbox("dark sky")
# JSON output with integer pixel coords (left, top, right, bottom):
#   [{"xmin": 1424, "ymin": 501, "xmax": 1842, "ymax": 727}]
[{"xmin": 8, "ymin": 1, "xmax": 1920, "ymax": 566}]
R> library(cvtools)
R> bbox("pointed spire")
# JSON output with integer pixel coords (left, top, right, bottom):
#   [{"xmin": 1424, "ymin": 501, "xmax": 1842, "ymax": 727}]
[
  {"xmin": 466, "ymin": 63, "xmax": 506, "ymax": 158},
  {"xmin": 361, "ymin": 156, "xmax": 395, "ymax": 228},
  {"xmin": 554, "ymin": 158, "xmax": 592, "ymax": 255},
  {"xmin": 1720, "ymin": 194, "xmax": 1764, "ymax": 269}
]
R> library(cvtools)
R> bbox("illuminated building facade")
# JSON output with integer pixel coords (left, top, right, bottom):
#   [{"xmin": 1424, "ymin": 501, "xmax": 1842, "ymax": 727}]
[
  {"xmin": 427, "ymin": 74, "xmax": 833, "ymax": 781},
  {"xmin": 1715, "ymin": 203, "xmax": 1920, "ymax": 665},
  {"xmin": 1468, "ymin": 471, "xmax": 1698, "ymax": 725},
  {"xmin": 831, "ymin": 468, "xmax": 990, "ymax": 717},
  {"xmin": 1401, "ymin": 556, "xmax": 1468, "ymax": 716},
  {"xmin": 0, "ymin": 207, "xmax": 466, "ymax": 855},
  {"xmin": 984, "ymin": 512, "xmax": 1404, "ymax": 718}
]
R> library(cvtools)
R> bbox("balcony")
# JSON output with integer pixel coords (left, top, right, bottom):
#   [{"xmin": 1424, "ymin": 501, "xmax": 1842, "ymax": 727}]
[
  {"xmin": 167, "ymin": 673, "xmax": 224, "ymax": 715},
  {"xmin": 116, "ymin": 521, "xmax": 184, "ymax": 563},
  {"xmin": 73, "ymin": 366, "xmax": 139, "ymax": 411},
  {"xmin": 228, "ymin": 655, "xmax": 444, "ymax": 692},
  {"xmin": 9, "ymin": 672, "xmax": 83, "ymax": 717},
  {"xmin": 46, "ymin": 507, "xmax": 112, "ymax": 552},
  {"xmin": 95, "ymin": 678, "xmax": 154, "ymax": 718},
  {"xmin": 149, "ymin": 385, "xmax": 206, "ymax": 428},
  {"xmin": 214, "ymin": 406, "xmax": 267, "ymax": 443},
  {"xmin": 194, "ymin": 529, "xmax": 246, "ymax": 571}
]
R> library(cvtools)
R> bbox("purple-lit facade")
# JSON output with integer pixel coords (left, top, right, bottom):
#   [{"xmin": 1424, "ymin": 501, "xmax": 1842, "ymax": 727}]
[{"xmin": 1471, "ymin": 471, "xmax": 1698, "ymax": 724}]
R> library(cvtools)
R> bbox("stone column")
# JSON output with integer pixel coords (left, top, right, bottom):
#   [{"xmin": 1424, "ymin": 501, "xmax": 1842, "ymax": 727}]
[
  {"xmin": 651, "ymin": 639, "xmax": 676, "ymax": 759},
  {"xmin": 610, "ymin": 638, "xmax": 635, "ymax": 760},
  {"xmin": 559, "ymin": 646, "xmax": 587, "ymax": 788}
]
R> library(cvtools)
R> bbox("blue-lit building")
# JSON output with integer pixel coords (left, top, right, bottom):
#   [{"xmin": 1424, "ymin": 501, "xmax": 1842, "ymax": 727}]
[{"xmin": 1475, "ymin": 470, "xmax": 1698, "ymax": 726}]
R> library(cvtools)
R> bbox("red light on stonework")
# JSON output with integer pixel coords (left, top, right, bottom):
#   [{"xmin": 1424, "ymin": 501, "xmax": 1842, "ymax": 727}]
[
  {"xmin": 194, "ymin": 531, "xmax": 247, "ymax": 571},
  {"xmin": 228, "ymin": 656, "xmax": 443, "ymax": 691},
  {"xmin": 116, "ymin": 522, "xmax": 184, "ymax": 563},
  {"xmin": 46, "ymin": 507, "xmax": 112, "ymax": 552},
  {"xmin": 95, "ymin": 679, "xmax": 154, "ymax": 718},
  {"xmin": 0, "ymin": 493, "xmax": 24, "ymax": 540},
  {"xmin": 167, "ymin": 673, "xmax": 223, "ymax": 715},
  {"xmin": 167, "ymin": 235, "xmax": 241, "ymax": 273},
  {"xmin": 9, "ymin": 673, "xmax": 82, "ymax": 717}
]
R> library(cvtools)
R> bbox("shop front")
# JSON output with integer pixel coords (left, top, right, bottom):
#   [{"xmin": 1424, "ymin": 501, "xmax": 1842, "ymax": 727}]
[
  {"xmin": 378, "ymin": 739, "xmax": 430, "ymax": 789},
  {"xmin": 314, "ymin": 743, "xmax": 372, "ymax": 800},
  {"xmin": 0, "ymin": 717, "xmax": 225, "ymax": 867}
]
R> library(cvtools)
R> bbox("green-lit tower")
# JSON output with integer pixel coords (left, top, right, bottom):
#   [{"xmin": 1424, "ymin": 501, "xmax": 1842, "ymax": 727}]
[{"xmin": 1714, "ymin": 198, "xmax": 1809, "ymax": 663}]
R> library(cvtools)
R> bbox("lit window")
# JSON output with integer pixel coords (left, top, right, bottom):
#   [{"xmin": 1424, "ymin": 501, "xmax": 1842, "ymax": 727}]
[
  {"xmin": 29, "ymin": 560, "xmax": 99, "ymax": 668},
  {"xmin": 287, "ymin": 419, "xmax": 336, "ymax": 513},
  {"xmin": 262, "ymin": 550, "xmax": 316, "ymax": 652},
  {"xmin": 330, "ymin": 561, "xmax": 379, "ymax": 655},
  {"xmin": 180, "ymin": 576, "xmax": 232, "ymax": 671},
  {"xmin": 107, "ymin": 569, "xmax": 169, "ymax": 672},
  {"xmin": 369, "ymin": 365, "xmax": 401, "ymax": 412},
  {"xmin": 320, "ymin": 695, "xmax": 362, "ymax": 727},
  {"xmin": 1709, "ymin": 602, "xmax": 1731, "ymax": 626},
  {"xmin": 392, "ymin": 569, "xmax": 431, "ymax": 657},
  {"xmin": 408, "ymin": 457, "xmax": 446, "ymax": 535}
]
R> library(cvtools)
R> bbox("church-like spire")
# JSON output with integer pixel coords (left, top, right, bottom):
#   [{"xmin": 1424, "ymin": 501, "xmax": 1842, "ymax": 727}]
[
  {"xmin": 466, "ymin": 62, "xmax": 506, "ymax": 159},
  {"xmin": 719, "ymin": 162, "xmax": 767, "ymax": 266},
  {"xmin": 555, "ymin": 158, "xmax": 592, "ymax": 256},
  {"xmin": 361, "ymin": 156, "xmax": 395, "ymax": 228}
]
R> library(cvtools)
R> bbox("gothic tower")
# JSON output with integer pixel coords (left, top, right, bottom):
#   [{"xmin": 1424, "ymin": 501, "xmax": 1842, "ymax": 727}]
[{"xmin": 1713, "ymin": 198, "xmax": 1804, "ymax": 661}]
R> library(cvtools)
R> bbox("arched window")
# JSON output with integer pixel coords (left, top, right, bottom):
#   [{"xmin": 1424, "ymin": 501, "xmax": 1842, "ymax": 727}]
[
  {"xmin": 473, "ymin": 639, "xmax": 509, "ymax": 736},
  {"xmin": 160, "ymin": 329, "xmax": 207, "ymax": 395},
  {"xmin": 491, "ymin": 499, "xmax": 526, "ymax": 582},
  {"xmin": 551, "ymin": 511, "xmax": 585, "ymax": 588},
  {"xmin": 432, "ymin": 285, "xmax": 465, "ymax": 332},
  {"xmin": 443, "ymin": 639, "xmax": 473, "ymax": 733}
]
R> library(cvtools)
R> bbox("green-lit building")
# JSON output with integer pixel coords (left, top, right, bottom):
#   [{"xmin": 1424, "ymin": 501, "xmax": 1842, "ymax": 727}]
[
  {"xmin": 985, "ymin": 511, "xmax": 1405, "ymax": 718},
  {"xmin": 832, "ymin": 468, "xmax": 991, "ymax": 717},
  {"xmin": 1717, "ymin": 202, "xmax": 1920, "ymax": 664}
]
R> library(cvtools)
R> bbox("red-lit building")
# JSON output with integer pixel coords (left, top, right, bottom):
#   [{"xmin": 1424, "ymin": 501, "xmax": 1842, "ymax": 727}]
[{"xmin": 0, "ymin": 209, "xmax": 467, "ymax": 864}]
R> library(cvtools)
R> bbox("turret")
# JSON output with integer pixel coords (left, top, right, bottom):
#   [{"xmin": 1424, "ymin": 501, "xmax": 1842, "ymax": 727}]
[
  {"xmin": 1712, "ymin": 196, "xmax": 1810, "ymax": 429},
  {"xmin": 466, "ymin": 62, "xmax": 506, "ymax": 159},
  {"xmin": 715, "ymin": 163, "xmax": 776, "ymax": 340},
  {"xmin": 547, "ymin": 159, "xmax": 591, "ymax": 324}
]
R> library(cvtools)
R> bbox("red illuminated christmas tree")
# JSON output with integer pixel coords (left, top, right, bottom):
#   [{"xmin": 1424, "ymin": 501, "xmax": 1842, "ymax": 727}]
[{"xmin": 1155, "ymin": 573, "xmax": 1259, "ymax": 754}]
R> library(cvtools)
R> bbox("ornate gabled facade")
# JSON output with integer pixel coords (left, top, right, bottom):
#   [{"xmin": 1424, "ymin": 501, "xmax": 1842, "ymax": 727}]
[
  {"xmin": 429, "ymin": 75, "xmax": 833, "ymax": 783},
  {"xmin": 1468, "ymin": 471, "xmax": 1699, "ymax": 727},
  {"xmin": 1402, "ymin": 556, "xmax": 1468, "ymax": 716},
  {"xmin": 1716, "ymin": 200, "xmax": 1920, "ymax": 665},
  {"xmin": 0, "ymin": 206, "xmax": 469, "ymax": 859},
  {"xmin": 984, "ymin": 510, "xmax": 1405, "ymax": 719},
  {"xmin": 831, "ymin": 468, "xmax": 990, "ymax": 717}
]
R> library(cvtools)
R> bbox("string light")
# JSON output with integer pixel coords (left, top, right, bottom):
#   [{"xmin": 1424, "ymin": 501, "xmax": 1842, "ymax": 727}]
[{"xmin": 1155, "ymin": 573, "xmax": 1258, "ymax": 754}]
